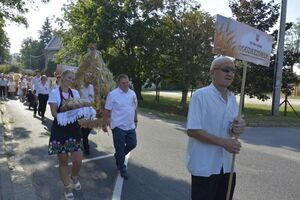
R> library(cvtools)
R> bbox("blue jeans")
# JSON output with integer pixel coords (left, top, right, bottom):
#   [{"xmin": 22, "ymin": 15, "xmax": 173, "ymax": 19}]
[{"xmin": 112, "ymin": 127, "xmax": 137, "ymax": 172}]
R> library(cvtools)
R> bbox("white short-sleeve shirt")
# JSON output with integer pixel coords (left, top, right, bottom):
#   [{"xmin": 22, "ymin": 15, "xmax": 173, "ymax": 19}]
[
  {"xmin": 48, "ymin": 88, "xmax": 80, "ymax": 107},
  {"xmin": 80, "ymin": 84, "xmax": 94, "ymax": 103},
  {"xmin": 186, "ymin": 83, "xmax": 238, "ymax": 177},
  {"xmin": 105, "ymin": 87, "xmax": 137, "ymax": 130}
]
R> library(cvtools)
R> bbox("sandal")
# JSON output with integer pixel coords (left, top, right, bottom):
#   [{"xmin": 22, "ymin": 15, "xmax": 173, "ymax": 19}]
[
  {"xmin": 64, "ymin": 184, "xmax": 74, "ymax": 200},
  {"xmin": 71, "ymin": 176, "xmax": 81, "ymax": 191}
]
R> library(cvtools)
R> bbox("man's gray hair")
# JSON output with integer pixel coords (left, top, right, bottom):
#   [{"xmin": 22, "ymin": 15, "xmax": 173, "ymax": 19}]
[
  {"xmin": 117, "ymin": 74, "xmax": 129, "ymax": 82},
  {"xmin": 210, "ymin": 57, "xmax": 234, "ymax": 70}
]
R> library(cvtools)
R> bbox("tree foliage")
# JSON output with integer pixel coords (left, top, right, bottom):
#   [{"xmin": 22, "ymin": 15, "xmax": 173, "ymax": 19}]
[
  {"xmin": 57, "ymin": 0, "xmax": 214, "ymax": 104},
  {"xmin": 0, "ymin": 0, "xmax": 50, "ymax": 26},
  {"xmin": 0, "ymin": 18, "xmax": 10, "ymax": 63},
  {"xmin": 20, "ymin": 17, "xmax": 53, "ymax": 71},
  {"xmin": 161, "ymin": 0, "xmax": 214, "ymax": 105},
  {"xmin": 284, "ymin": 20, "xmax": 300, "ymax": 71}
]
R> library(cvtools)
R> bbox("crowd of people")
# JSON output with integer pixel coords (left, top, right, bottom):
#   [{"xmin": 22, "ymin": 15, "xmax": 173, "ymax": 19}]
[
  {"xmin": 0, "ymin": 70, "xmax": 55, "ymax": 121},
  {"xmin": 1, "ymin": 56, "xmax": 246, "ymax": 200}
]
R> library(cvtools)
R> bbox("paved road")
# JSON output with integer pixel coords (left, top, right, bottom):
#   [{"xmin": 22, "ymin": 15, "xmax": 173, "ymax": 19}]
[{"xmin": 1, "ymin": 99, "xmax": 300, "ymax": 200}]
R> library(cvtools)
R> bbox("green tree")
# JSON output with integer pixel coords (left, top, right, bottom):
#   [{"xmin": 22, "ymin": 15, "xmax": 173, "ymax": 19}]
[
  {"xmin": 0, "ymin": 0, "xmax": 51, "ymax": 64},
  {"xmin": 20, "ymin": 38, "xmax": 41, "ymax": 70},
  {"xmin": 162, "ymin": 0, "xmax": 214, "ymax": 106},
  {"xmin": 285, "ymin": 20, "xmax": 300, "ymax": 71},
  {"xmin": 0, "ymin": 0, "xmax": 50, "ymax": 26},
  {"xmin": 37, "ymin": 17, "xmax": 53, "ymax": 70},
  {"xmin": 0, "ymin": 18, "xmax": 10, "ymax": 63},
  {"xmin": 58, "ymin": 0, "xmax": 164, "ymax": 100},
  {"xmin": 39, "ymin": 17, "xmax": 53, "ymax": 46},
  {"xmin": 20, "ymin": 18, "xmax": 53, "ymax": 71}
]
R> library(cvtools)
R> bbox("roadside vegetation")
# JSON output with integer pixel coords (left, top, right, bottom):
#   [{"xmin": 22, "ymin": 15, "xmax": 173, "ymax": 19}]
[{"xmin": 139, "ymin": 92, "xmax": 300, "ymax": 127}]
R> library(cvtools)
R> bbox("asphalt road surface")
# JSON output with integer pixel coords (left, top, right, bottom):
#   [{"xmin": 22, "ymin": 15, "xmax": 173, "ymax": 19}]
[{"xmin": 3, "ymin": 99, "xmax": 300, "ymax": 200}]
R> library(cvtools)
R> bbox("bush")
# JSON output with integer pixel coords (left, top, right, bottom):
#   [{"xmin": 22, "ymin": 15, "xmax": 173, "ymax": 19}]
[{"xmin": 0, "ymin": 64, "xmax": 23, "ymax": 73}]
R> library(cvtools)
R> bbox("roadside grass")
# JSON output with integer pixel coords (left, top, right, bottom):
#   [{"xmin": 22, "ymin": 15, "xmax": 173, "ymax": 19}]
[{"xmin": 139, "ymin": 93, "xmax": 300, "ymax": 126}]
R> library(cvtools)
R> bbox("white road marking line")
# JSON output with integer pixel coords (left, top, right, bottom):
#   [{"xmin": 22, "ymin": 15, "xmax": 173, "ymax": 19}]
[
  {"xmin": 112, "ymin": 153, "xmax": 130, "ymax": 200},
  {"xmin": 54, "ymin": 153, "xmax": 114, "ymax": 168}
]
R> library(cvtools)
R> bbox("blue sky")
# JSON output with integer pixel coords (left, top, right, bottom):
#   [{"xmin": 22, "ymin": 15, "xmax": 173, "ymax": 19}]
[{"xmin": 4, "ymin": 0, "xmax": 300, "ymax": 54}]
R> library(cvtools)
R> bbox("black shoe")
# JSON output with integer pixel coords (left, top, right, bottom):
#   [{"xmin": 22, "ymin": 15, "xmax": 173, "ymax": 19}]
[
  {"xmin": 33, "ymin": 114, "xmax": 36, "ymax": 118},
  {"xmin": 120, "ymin": 170, "xmax": 128, "ymax": 180},
  {"xmin": 84, "ymin": 149, "xmax": 90, "ymax": 156}
]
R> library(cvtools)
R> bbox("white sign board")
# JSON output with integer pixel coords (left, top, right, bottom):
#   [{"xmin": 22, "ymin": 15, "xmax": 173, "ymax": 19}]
[{"xmin": 213, "ymin": 15, "xmax": 273, "ymax": 67}]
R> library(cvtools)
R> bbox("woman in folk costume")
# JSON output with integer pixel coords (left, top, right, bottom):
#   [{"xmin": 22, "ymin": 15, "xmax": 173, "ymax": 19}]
[{"xmin": 48, "ymin": 70, "xmax": 95, "ymax": 200}]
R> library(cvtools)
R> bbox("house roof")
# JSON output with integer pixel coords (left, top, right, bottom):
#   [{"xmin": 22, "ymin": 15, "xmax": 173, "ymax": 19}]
[{"xmin": 44, "ymin": 36, "xmax": 62, "ymax": 51}]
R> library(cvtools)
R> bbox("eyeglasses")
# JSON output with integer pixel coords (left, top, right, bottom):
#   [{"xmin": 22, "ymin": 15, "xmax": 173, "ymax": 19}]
[{"xmin": 214, "ymin": 66, "xmax": 235, "ymax": 73}]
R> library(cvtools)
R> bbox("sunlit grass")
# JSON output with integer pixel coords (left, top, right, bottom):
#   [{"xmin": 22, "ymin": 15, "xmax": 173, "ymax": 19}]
[{"xmin": 139, "ymin": 92, "xmax": 300, "ymax": 126}]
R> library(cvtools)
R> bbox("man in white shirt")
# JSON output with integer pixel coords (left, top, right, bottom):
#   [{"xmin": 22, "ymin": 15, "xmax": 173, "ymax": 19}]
[
  {"xmin": 186, "ymin": 57, "xmax": 246, "ymax": 200},
  {"xmin": 0, "ymin": 73, "xmax": 6, "ymax": 99},
  {"xmin": 36, "ymin": 75, "xmax": 50, "ymax": 121},
  {"xmin": 102, "ymin": 74, "xmax": 138, "ymax": 180},
  {"xmin": 32, "ymin": 70, "xmax": 41, "ymax": 93}
]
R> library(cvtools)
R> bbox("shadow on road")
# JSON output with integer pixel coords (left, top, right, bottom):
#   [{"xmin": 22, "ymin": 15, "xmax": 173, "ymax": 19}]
[
  {"xmin": 17, "ymin": 143, "xmax": 190, "ymax": 200},
  {"xmin": 241, "ymin": 127, "xmax": 300, "ymax": 153}
]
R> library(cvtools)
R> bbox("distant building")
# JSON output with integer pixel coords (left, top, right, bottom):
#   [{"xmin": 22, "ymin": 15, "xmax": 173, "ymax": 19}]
[{"xmin": 44, "ymin": 36, "xmax": 62, "ymax": 66}]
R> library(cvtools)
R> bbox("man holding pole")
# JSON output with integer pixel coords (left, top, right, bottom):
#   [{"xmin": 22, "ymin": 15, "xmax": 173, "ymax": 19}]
[{"xmin": 186, "ymin": 57, "xmax": 246, "ymax": 200}]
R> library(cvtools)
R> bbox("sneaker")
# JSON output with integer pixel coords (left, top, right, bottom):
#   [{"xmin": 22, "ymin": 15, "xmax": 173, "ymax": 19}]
[
  {"xmin": 71, "ymin": 176, "xmax": 81, "ymax": 190},
  {"xmin": 64, "ymin": 192, "xmax": 74, "ymax": 200},
  {"xmin": 120, "ymin": 170, "xmax": 128, "ymax": 180},
  {"xmin": 64, "ymin": 184, "xmax": 74, "ymax": 200}
]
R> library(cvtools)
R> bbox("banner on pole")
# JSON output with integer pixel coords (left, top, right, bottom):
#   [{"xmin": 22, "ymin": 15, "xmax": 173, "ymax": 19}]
[{"xmin": 213, "ymin": 15, "xmax": 273, "ymax": 67}]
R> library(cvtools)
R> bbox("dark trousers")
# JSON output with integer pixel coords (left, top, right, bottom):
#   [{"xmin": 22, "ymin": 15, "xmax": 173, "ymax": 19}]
[
  {"xmin": 38, "ymin": 94, "xmax": 49, "ymax": 117},
  {"xmin": 81, "ymin": 128, "xmax": 92, "ymax": 150},
  {"xmin": 0, "ymin": 86, "xmax": 5, "ymax": 97},
  {"xmin": 191, "ymin": 169, "xmax": 236, "ymax": 200},
  {"xmin": 32, "ymin": 102, "xmax": 38, "ymax": 115},
  {"xmin": 112, "ymin": 127, "xmax": 137, "ymax": 172}
]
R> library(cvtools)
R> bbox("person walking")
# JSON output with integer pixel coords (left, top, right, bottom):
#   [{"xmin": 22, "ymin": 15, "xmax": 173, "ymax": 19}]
[
  {"xmin": 36, "ymin": 75, "xmax": 50, "ymax": 121},
  {"xmin": 102, "ymin": 74, "xmax": 138, "ymax": 179},
  {"xmin": 0, "ymin": 74, "xmax": 6, "ymax": 100},
  {"xmin": 79, "ymin": 75, "xmax": 94, "ymax": 155},
  {"xmin": 48, "ymin": 70, "xmax": 83, "ymax": 200},
  {"xmin": 186, "ymin": 57, "xmax": 246, "ymax": 200}
]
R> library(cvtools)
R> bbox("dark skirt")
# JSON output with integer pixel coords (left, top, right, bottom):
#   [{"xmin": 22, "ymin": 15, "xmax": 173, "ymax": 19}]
[{"xmin": 48, "ymin": 118, "xmax": 83, "ymax": 155}]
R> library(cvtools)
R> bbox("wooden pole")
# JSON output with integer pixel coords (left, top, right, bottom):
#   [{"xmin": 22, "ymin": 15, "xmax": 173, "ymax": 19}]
[{"xmin": 226, "ymin": 61, "xmax": 247, "ymax": 200}]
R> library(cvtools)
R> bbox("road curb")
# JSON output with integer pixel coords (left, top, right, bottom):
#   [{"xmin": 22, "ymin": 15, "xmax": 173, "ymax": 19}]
[{"xmin": 0, "ymin": 103, "xmax": 14, "ymax": 200}]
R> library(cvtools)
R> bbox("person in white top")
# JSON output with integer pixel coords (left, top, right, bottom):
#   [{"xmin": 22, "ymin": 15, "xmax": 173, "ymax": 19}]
[
  {"xmin": 0, "ymin": 73, "xmax": 6, "ymax": 99},
  {"xmin": 36, "ymin": 75, "xmax": 50, "ymax": 121},
  {"xmin": 7, "ymin": 77, "xmax": 16, "ymax": 98},
  {"xmin": 102, "ymin": 74, "xmax": 138, "ymax": 180},
  {"xmin": 32, "ymin": 70, "xmax": 41, "ymax": 93},
  {"xmin": 186, "ymin": 57, "xmax": 246, "ymax": 200},
  {"xmin": 79, "ymin": 75, "xmax": 94, "ymax": 155},
  {"xmin": 48, "ymin": 70, "xmax": 83, "ymax": 200}
]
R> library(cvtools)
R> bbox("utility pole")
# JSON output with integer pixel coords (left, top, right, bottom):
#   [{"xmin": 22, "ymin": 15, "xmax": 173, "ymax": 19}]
[
  {"xmin": 272, "ymin": 0, "xmax": 287, "ymax": 116},
  {"xmin": 29, "ymin": 55, "xmax": 32, "ymax": 69}
]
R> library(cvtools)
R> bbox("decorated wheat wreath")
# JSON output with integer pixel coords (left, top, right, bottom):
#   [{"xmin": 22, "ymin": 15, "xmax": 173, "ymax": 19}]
[{"xmin": 72, "ymin": 44, "xmax": 115, "ymax": 128}]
